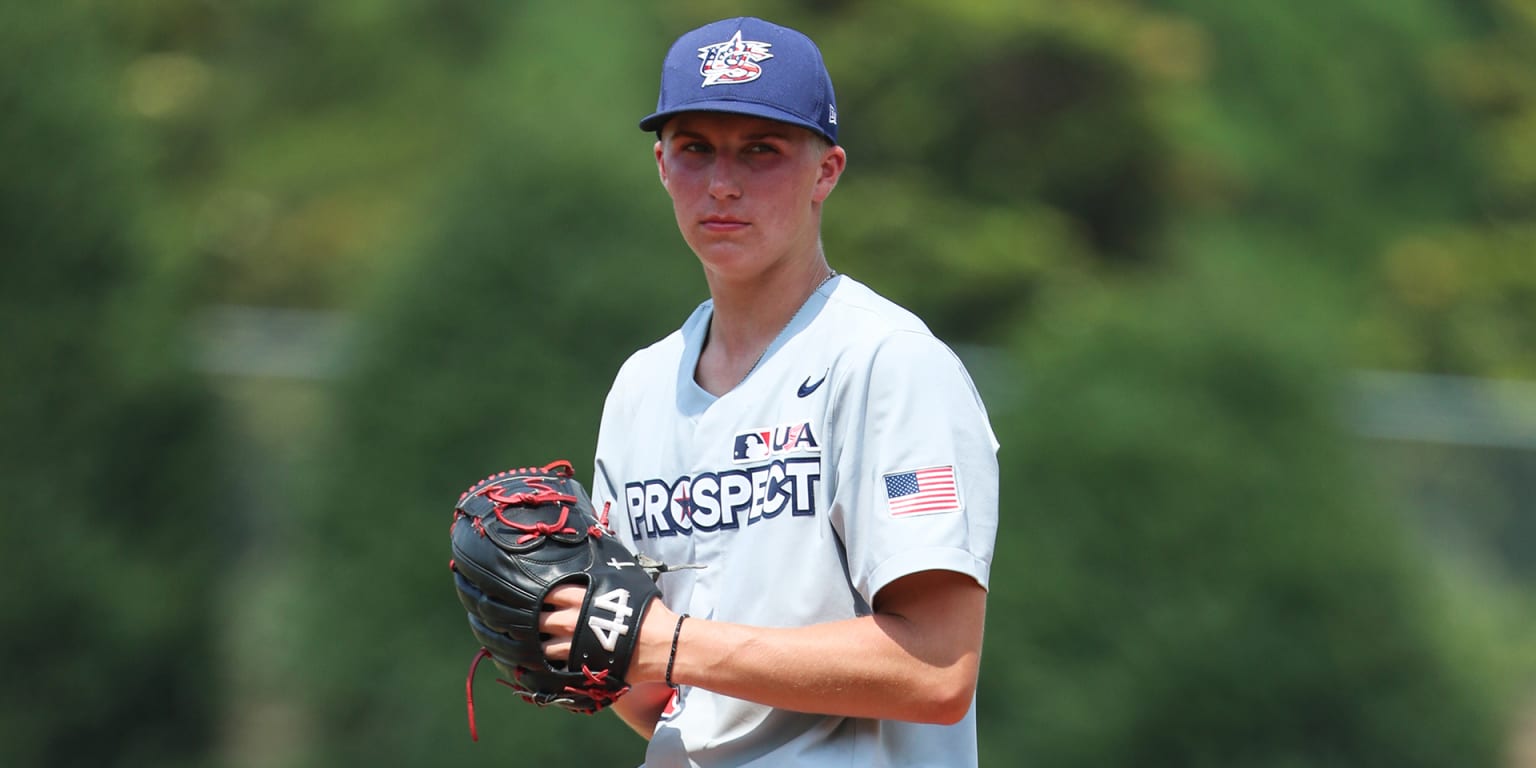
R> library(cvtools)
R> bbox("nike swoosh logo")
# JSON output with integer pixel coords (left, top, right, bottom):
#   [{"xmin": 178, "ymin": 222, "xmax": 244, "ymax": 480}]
[{"xmin": 797, "ymin": 373, "xmax": 827, "ymax": 398}]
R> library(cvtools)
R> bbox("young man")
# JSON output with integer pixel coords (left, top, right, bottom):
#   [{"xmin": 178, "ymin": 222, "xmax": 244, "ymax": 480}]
[{"xmin": 539, "ymin": 16, "xmax": 999, "ymax": 766}]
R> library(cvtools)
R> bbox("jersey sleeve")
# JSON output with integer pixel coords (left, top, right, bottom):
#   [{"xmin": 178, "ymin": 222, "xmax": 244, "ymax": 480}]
[
  {"xmin": 828, "ymin": 331, "xmax": 999, "ymax": 606},
  {"xmin": 591, "ymin": 357, "xmax": 637, "ymax": 552}
]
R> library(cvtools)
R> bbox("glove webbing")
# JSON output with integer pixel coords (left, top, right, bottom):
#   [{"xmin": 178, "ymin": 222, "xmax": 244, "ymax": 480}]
[{"xmin": 454, "ymin": 460, "xmax": 615, "ymax": 543}]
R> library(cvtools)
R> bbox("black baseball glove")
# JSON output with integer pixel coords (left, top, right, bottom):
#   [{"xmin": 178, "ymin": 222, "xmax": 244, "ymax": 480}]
[{"xmin": 450, "ymin": 460, "xmax": 661, "ymax": 736}]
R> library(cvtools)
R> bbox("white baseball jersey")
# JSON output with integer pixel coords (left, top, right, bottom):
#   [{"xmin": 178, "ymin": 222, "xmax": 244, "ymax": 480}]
[{"xmin": 591, "ymin": 275, "xmax": 999, "ymax": 768}]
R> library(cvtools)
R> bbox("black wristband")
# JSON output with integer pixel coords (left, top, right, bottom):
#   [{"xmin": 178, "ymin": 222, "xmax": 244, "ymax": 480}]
[{"xmin": 666, "ymin": 613, "xmax": 689, "ymax": 688}]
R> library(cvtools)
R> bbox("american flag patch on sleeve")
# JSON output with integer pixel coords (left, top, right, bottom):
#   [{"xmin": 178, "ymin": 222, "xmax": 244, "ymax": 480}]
[{"xmin": 883, "ymin": 465, "xmax": 961, "ymax": 517}]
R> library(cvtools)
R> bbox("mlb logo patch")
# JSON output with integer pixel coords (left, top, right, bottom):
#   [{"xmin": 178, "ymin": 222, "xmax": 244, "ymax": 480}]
[{"xmin": 884, "ymin": 466, "xmax": 961, "ymax": 517}]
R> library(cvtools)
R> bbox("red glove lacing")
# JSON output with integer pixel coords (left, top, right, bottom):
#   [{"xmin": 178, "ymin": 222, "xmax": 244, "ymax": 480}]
[
  {"xmin": 466, "ymin": 649, "xmax": 627, "ymax": 740},
  {"xmin": 462, "ymin": 465, "xmax": 583, "ymax": 543},
  {"xmin": 465, "ymin": 648, "xmax": 492, "ymax": 742}
]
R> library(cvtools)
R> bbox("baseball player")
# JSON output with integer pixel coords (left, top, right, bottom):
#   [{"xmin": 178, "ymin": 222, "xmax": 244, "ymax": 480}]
[{"xmin": 538, "ymin": 16, "xmax": 999, "ymax": 767}]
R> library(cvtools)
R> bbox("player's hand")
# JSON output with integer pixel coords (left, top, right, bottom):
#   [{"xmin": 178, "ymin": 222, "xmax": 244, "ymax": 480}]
[
  {"xmin": 540, "ymin": 584, "xmax": 676, "ymax": 683},
  {"xmin": 538, "ymin": 584, "xmax": 585, "ymax": 661}
]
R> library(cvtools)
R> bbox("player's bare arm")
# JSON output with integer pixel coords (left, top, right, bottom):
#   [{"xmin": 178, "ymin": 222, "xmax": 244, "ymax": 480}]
[
  {"xmin": 540, "ymin": 569, "xmax": 987, "ymax": 727},
  {"xmin": 609, "ymin": 680, "xmax": 674, "ymax": 740}
]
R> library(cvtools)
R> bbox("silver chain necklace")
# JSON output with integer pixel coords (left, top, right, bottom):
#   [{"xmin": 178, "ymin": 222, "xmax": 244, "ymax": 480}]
[{"xmin": 736, "ymin": 269, "xmax": 837, "ymax": 388}]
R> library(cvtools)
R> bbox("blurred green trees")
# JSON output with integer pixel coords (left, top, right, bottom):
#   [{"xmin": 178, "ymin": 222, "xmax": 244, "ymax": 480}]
[
  {"xmin": 1354, "ymin": 0, "xmax": 1536, "ymax": 378},
  {"xmin": 285, "ymin": 7, "xmax": 694, "ymax": 764},
  {"xmin": 0, "ymin": 3, "xmax": 224, "ymax": 765},
  {"xmin": 984, "ymin": 257, "xmax": 1506, "ymax": 767}
]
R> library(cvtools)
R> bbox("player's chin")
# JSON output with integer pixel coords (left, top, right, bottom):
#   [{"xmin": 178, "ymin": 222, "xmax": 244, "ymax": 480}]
[
  {"xmin": 693, "ymin": 246, "xmax": 767, "ymax": 280},
  {"xmin": 687, "ymin": 230, "xmax": 753, "ymax": 256}
]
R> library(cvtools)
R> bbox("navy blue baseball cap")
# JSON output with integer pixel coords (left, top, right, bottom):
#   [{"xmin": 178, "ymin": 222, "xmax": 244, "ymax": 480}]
[{"xmin": 640, "ymin": 17, "xmax": 839, "ymax": 144}]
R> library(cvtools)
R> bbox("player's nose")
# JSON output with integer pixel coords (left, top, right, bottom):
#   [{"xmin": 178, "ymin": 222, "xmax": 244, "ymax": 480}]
[{"xmin": 707, "ymin": 155, "xmax": 743, "ymax": 200}]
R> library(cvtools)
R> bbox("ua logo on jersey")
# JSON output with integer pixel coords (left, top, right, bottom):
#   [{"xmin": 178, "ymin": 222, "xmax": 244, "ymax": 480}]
[
  {"xmin": 587, "ymin": 587, "xmax": 635, "ymax": 652},
  {"xmin": 733, "ymin": 421, "xmax": 821, "ymax": 462}
]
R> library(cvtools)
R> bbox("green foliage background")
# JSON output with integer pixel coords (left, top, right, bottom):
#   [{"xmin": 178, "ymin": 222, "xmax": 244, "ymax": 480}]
[
  {"xmin": 1, "ymin": 3, "xmax": 225, "ymax": 765},
  {"xmin": 4, "ymin": 0, "xmax": 1534, "ymax": 766}
]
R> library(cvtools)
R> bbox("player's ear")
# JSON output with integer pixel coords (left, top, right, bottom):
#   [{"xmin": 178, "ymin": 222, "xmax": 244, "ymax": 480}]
[
  {"xmin": 654, "ymin": 140, "xmax": 667, "ymax": 186},
  {"xmin": 812, "ymin": 144, "xmax": 846, "ymax": 204}
]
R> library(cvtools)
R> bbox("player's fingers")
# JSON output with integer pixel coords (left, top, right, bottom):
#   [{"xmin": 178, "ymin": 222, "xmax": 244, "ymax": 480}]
[
  {"xmin": 539, "ymin": 603, "xmax": 579, "ymax": 634},
  {"xmin": 539, "ymin": 605, "xmax": 577, "ymax": 662},
  {"xmin": 543, "ymin": 637, "xmax": 572, "ymax": 662},
  {"xmin": 542, "ymin": 583, "xmax": 586, "ymax": 610},
  {"xmin": 538, "ymin": 585, "xmax": 585, "ymax": 662}
]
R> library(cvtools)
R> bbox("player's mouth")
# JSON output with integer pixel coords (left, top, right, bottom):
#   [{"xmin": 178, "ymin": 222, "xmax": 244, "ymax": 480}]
[{"xmin": 701, "ymin": 215, "xmax": 749, "ymax": 232}]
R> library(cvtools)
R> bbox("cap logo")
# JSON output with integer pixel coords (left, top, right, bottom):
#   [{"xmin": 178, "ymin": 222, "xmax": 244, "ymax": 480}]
[{"xmin": 697, "ymin": 30, "xmax": 773, "ymax": 87}]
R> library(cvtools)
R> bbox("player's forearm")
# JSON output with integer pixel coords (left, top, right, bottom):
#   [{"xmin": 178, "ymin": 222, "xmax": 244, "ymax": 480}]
[
  {"xmin": 686, "ymin": 615, "xmax": 977, "ymax": 723},
  {"xmin": 612, "ymin": 681, "xmax": 673, "ymax": 739},
  {"xmin": 630, "ymin": 575, "xmax": 986, "ymax": 725}
]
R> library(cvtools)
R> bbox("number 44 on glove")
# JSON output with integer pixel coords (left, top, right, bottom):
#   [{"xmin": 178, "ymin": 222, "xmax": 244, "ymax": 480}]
[{"xmin": 449, "ymin": 460, "xmax": 693, "ymax": 740}]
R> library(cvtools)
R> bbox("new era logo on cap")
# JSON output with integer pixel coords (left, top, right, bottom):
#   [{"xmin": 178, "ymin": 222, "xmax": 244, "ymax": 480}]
[{"xmin": 640, "ymin": 16, "xmax": 839, "ymax": 144}]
